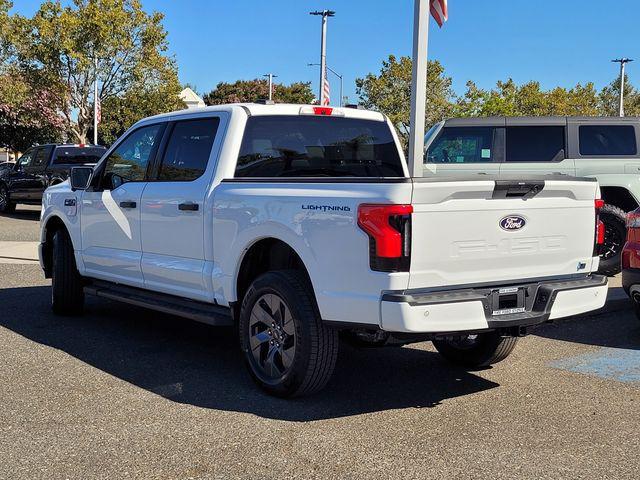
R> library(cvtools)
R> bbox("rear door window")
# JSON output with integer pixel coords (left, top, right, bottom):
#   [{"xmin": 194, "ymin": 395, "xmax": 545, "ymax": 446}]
[
  {"xmin": 156, "ymin": 118, "xmax": 220, "ymax": 182},
  {"xmin": 505, "ymin": 126, "xmax": 566, "ymax": 162},
  {"xmin": 235, "ymin": 115, "xmax": 404, "ymax": 177},
  {"xmin": 426, "ymin": 127, "xmax": 496, "ymax": 163},
  {"xmin": 53, "ymin": 147, "xmax": 105, "ymax": 165},
  {"xmin": 579, "ymin": 125, "xmax": 637, "ymax": 156}
]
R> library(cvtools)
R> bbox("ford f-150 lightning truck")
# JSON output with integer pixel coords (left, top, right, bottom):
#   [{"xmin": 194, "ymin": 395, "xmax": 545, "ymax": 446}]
[{"xmin": 39, "ymin": 103, "xmax": 608, "ymax": 397}]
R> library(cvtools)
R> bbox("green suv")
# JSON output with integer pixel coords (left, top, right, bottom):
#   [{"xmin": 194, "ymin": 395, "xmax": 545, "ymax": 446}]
[{"xmin": 424, "ymin": 116, "xmax": 639, "ymax": 275}]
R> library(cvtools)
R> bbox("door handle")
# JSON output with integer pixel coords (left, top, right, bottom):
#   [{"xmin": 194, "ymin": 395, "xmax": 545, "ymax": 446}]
[
  {"xmin": 178, "ymin": 202, "xmax": 199, "ymax": 211},
  {"xmin": 119, "ymin": 201, "xmax": 137, "ymax": 209}
]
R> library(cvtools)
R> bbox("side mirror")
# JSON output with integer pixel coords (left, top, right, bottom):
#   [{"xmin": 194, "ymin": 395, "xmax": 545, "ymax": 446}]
[{"xmin": 70, "ymin": 166, "xmax": 93, "ymax": 191}]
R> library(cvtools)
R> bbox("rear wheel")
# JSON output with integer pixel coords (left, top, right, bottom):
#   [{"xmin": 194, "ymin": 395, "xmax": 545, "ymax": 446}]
[
  {"xmin": 0, "ymin": 185, "xmax": 16, "ymax": 213},
  {"xmin": 51, "ymin": 229, "xmax": 84, "ymax": 315},
  {"xmin": 433, "ymin": 332, "xmax": 518, "ymax": 368},
  {"xmin": 598, "ymin": 204, "xmax": 627, "ymax": 276},
  {"xmin": 239, "ymin": 270, "xmax": 338, "ymax": 397}
]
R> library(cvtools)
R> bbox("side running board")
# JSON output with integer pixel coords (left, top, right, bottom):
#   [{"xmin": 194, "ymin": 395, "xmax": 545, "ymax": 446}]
[{"xmin": 84, "ymin": 281, "xmax": 234, "ymax": 327}]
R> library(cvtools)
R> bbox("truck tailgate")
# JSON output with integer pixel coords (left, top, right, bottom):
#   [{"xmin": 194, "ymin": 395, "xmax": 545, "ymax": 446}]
[{"xmin": 409, "ymin": 177, "xmax": 599, "ymax": 289}]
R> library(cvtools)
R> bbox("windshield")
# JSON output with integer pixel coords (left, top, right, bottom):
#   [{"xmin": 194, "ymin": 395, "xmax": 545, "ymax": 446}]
[{"xmin": 235, "ymin": 115, "xmax": 405, "ymax": 178}]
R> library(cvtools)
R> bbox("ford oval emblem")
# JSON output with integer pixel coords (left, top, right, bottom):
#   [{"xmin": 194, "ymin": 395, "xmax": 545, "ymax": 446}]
[{"xmin": 500, "ymin": 215, "xmax": 526, "ymax": 231}]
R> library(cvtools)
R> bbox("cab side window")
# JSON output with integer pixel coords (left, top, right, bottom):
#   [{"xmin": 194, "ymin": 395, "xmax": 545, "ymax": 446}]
[
  {"xmin": 157, "ymin": 118, "xmax": 219, "ymax": 182},
  {"xmin": 101, "ymin": 124, "xmax": 163, "ymax": 190},
  {"xmin": 426, "ymin": 127, "xmax": 496, "ymax": 163},
  {"xmin": 16, "ymin": 149, "xmax": 34, "ymax": 168},
  {"xmin": 32, "ymin": 146, "xmax": 53, "ymax": 168}
]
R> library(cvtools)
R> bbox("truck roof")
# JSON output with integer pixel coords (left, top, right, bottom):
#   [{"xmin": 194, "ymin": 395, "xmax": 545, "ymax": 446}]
[
  {"xmin": 443, "ymin": 116, "xmax": 640, "ymax": 127},
  {"xmin": 135, "ymin": 103, "xmax": 387, "ymax": 127}
]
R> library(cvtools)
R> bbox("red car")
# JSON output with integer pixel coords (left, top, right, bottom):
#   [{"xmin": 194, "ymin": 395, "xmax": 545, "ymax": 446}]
[{"xmin": 621, "ymin": 208, "xmax": 640, "ymax": 316}]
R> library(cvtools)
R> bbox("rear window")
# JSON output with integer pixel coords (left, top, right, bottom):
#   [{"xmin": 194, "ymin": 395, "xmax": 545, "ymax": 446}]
[
  {"xmin": 426, "ymin": 127, "xmax": 495, "ymax": 163},
  {"xmin": 579, "ymin": 125, "xmax": 637, "ymax": 156},
  {"xmin": 235, "ymin": 115, "xmax": 404, "ymax": 178},
  {"xmin": 506, "ymin": 126, "xmax": 565, "ymax": 162},
  {"xmin": 53, "ymin": 147, "xmax": 105, "ymax": 165}
]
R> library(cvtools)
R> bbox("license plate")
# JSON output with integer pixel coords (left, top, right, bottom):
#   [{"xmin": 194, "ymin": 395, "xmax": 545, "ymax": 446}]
[{"xmin": 491, "ymin": 287, "xmax": 526, "ymax": 316}]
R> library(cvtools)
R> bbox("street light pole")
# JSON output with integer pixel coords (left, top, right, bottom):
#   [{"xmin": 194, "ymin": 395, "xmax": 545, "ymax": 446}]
[
  {"xmin": 310, "ymin": 10, "xmax": 335, "ymax": 105},
  {"xmin": 263, "ymin": 73, "xmax": 277, "ymax": 101},
  {"xmin": 308, "ymin": 63, "xmax": 343, "ymax": 106},
  {"xmin": 612, "ymin": 58, "xmax": 634, "ymax": 117}
]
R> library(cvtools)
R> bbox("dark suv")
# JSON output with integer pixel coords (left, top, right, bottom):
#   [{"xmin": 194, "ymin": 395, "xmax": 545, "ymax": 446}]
[{"xmin": 0, "ymin": 144, "xmax": 106, "ymax": 213}]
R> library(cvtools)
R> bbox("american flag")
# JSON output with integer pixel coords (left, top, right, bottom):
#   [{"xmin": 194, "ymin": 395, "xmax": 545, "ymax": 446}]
[
  {"xmin": 430, "ymin": 0, "xmax": 448, "ymax": 27},
  {"xmin": 322, "ymin": 69, "xmax": 331, "ymax": 106}
]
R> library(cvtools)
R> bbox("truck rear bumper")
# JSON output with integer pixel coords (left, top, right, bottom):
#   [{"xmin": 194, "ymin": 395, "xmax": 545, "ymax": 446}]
[{"xmin": 380, "ymin": 275, "xmax": 608, "ymax": 334}]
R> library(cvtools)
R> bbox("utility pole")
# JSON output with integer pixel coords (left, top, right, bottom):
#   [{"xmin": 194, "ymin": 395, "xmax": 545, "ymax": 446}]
[
  {"xmin": 408, "ymin": 0, "xmax": 429, "ymax": 177},
  {"xmin": 308, "ymin": 64, "xmax": 343, "ymax": 106},
  {"xmin": 612, "ymin": 58, "xmax": 633, "ymax": 117},
  {"xmin": 263, "ymin": 73, "xmax": 277, "ymax": 101},
  {"xmin": 93, "ymin": 57, "xmax": 99, "ymax": 145},
  {"xmin": 310, "ymin": 10, "xmax": 335, "ymax": 105}
]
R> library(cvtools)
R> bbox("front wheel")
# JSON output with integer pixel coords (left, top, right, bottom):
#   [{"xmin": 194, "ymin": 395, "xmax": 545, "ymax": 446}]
[
  {"xmin": 51, "ymin": 229, "xmax": 84, "ymax": 315},
  {"xmin": 239, "ymin": 270, "xmax": 339, "ymax": 397},
  {"xmin": 0, "ymin": 185, "xmax": 16, "ymax": 213},
  {"xmin": 433, "ymin": 332, "xmax": 518, "ymax": 368},
  {"xmin": 598, "ymin": 204, "xmax": 627, "ymax": 277}
]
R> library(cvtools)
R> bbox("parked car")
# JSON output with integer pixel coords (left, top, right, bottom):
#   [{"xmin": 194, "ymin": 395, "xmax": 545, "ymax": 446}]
[
  {"xmin": 39, "ymin": 104, "xmax": 607, "ymax": 397},
  {"xmin": 0, "ymin": 144, "xmax": 106, "ymax": 213},
  {"xmin": 424, "ymin": 116, "xmax": 640, "ymax": 276},
  {"xmin": 622, "ymin": 208, "xmax": 640, "ymax": 319}
]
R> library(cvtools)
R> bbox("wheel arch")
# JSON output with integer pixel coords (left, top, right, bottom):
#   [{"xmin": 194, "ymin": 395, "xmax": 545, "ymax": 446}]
[
  {"xmin": 600, "ymin": 186, "xmax": 639, "ymax": 212},
  {"xmin": 41, "ymin": 215, "xmax": 71, "ymax": 278},
  {"xmin": 234, "ymin": 237, "xmax": 316, "ymax": 318}
]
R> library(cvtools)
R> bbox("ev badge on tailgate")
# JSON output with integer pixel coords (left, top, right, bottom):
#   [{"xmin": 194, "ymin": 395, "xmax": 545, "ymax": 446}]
[{"xmin": 499, "ymin": 215, "xmax": 526, "ymax": 231}]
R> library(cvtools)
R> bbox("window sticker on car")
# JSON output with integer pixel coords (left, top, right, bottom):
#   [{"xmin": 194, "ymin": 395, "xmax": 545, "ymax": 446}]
[{"xmin": 481, "ymin": 149, "xmax": 491, "ymax": 158}]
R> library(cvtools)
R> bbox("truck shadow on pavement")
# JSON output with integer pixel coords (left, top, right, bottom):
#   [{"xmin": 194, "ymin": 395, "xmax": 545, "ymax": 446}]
[
  {"xmin": 0, "ymin": 286, "xmax": 499, "ymax": 421},
  {"xmin": 0, "ymin": 209, "xmax": 41, "ymax": 221},
  {"xmin": 534, "ymin": 299, "xmax": 640, "ymax": 351}
]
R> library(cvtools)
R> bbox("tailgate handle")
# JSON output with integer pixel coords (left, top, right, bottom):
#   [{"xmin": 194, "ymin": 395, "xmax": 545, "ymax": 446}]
[{"xmin": 492, "ymin": 181, "xmax": 544, "ymax": 199}]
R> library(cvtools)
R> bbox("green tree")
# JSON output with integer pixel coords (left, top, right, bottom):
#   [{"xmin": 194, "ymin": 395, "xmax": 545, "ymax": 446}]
[
  {"xmin": 203, "ymin": 79, "xmax": 314, "ymax": 105},
  {"xmin": 598, "ymin": 74, "xmax": 640, "ymax": 116},
  {"xmin": 355, "ymin": 55, "xmax": 454, "ymax": 147},
  {"xmin": 6, "ymin": 0, "xmax": 182, "ymax": 144}
]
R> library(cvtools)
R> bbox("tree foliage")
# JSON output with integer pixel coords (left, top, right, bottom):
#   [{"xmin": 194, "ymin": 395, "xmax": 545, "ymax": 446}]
[
  {"xmin": 203, "ymin": 79, "xmax": 314, "ymax": 105},
  {"xmin": 356, "ymin": 55, "xmax": 454, "ymax": 146},
  {"xmin": 0, "ymin": 68, "xmax": 66, "ymax": 151},
  {"xmin": 4, "ymin": 0, "xmax": 182, "ymax": 144}
]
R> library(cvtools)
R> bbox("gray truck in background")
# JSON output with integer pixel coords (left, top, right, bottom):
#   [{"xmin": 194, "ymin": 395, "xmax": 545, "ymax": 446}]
[{"xmin": 424, "ymin": 116, "xmax": 640, "ymax": 275}]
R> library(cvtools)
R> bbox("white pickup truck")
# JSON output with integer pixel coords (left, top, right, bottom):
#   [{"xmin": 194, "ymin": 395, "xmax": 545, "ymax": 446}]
[{"xmin": 39, "ymin": 103, "xmax": 608, "ymax": 397}]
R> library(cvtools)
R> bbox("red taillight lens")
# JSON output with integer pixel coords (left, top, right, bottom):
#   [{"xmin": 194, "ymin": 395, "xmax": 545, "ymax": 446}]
[
  {"xmin": 594, "ymin": 199, "xmax": 605, "ymax": 253},
  {"xmin": 358, "ymin": 204, "xmax": 413, "ymax": 272},
  {"xmin": 313, "ymin": 107, "xmax": 333, "ymax": 116},
  {"xmin": 597, "ymin": 220, "xmax": 605, "ymax": 245}
]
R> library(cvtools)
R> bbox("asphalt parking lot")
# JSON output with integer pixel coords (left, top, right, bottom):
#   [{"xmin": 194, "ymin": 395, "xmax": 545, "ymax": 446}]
[{"xmin": 0, "ymin": 206, "xmax": 638, "ymax": 479}]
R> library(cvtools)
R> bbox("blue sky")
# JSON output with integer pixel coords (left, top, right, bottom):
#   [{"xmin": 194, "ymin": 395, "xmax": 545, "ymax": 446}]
[{"xmin": 12, "ymin": 1, "xmax": 640, "ymax": 103}]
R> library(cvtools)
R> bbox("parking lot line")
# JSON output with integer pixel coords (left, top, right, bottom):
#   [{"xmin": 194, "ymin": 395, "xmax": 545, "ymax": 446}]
[{"xmin": 551, "ymin": 347, "xmax": 640, "ymax": 384}]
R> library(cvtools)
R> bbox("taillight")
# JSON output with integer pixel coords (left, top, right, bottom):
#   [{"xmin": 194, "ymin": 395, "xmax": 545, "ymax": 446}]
[
  {"xmin": 358, "ymin": 204, "xmax": 413, "ymax": 272},
  {"xmin": 595, "ymin": 199, "xmax": 605, "ymax": 254}
]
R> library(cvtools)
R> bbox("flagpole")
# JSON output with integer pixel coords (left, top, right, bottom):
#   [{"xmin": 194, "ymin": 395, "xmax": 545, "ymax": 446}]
[
  {"xmin": 93, "ymin": 57, "xmax": 98, "ymax": 145},
  {"xmin": 408, "ymin": 0, "xmax": 429, "ymax": 178}
]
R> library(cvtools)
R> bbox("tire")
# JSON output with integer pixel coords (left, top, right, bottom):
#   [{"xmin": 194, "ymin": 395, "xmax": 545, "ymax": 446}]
[
  {"xmin": 433, "ymin": 332, "xmax": 518, "ymax": 368},
  {"xmin": 51, "ymin": 229, "xmax": 84, "ymax": 315},
  {"xmin": 0, "ymin": 185, "xmax": 16, "ymax": 213},
  {"xmin": 598, "ymin": 204, "xmax": 627, "ymax": 276},
  {"xmin": 239, "ymin": 270, "xmax": 339, "ymax": 397}
]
